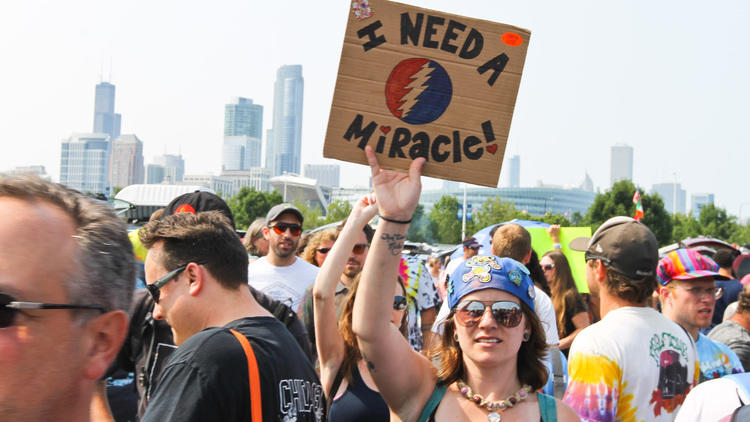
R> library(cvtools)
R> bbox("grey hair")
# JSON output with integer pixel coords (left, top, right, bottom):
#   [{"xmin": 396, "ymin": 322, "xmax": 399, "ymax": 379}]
[{"xmin": 0, "ymin": 176, "xmax": 135, "ymax": 319}]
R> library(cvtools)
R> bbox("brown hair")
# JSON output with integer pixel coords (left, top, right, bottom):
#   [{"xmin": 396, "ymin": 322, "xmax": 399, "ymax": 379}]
[
  {"xmin": 140, "ymin": 211, "xmax": 249, "ymax": 290},
  {"xmin": 430, "ymin": 301, "xmax": 548, "ymax": 390},
  {"xmin": 737, "ymin": 285, "xmax": 750, "ymax": 314},
  {"xmin": 301, "ymin": 228, "xmax": 338, "ymax": 267},
  {"xmin": 338, "ymin": 274, "xmax": 408, "ymax": 384},
  {"xmin": 491, "ymin": 224, "xmax": 531, "ymax": 262},
  {"xmin": 544, "ymin": 250, "xmax": 586, "ymax": 337},
  {"xmin": 588, "ymin": 259, "xmax": 657, "ymax": 304}
]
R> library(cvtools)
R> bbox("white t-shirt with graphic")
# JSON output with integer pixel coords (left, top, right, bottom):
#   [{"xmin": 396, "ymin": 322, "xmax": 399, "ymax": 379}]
[
  {"xmin": 247, "ymin": 257, "xmax": 319, "ymax": 312},
  {"xmin": 564, "ymin": 306, "xmax": 699, "ymax": 422}
]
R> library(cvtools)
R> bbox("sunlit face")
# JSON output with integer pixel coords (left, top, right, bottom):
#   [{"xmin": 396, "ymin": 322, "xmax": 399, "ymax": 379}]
[
  {"xmin": 453, "ymin": 289, "xmax": 529, "ymax": 368},
  {"xmin": 664, "ymin": 278, "xmax": 717, "ymax": 334},
  {"xmin": 264, "ymin": 213, "xmax": 302, "ymax": 259},
  {"xmin": 343, "ymin": 231, "xmax": 369, "ymax": 278},
  {"xmin": 145, "ymin": 243, "xmax": 195, "ymax": 346},
  {"xmin": 314, "ymin": 239, "xmax": 334, "ymax": 267},
  {"xmin": 539, "ymin": 256, "xmax": 556, "ymax": 283},
  {"xmin": 0, "ymin": 198, "xmax": 87, "ymax": 420}
]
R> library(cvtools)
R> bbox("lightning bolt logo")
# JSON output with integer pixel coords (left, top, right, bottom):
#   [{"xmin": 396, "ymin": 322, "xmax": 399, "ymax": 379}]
[{"xmin": 396, "ymin": 63, "xmax": 434, "ymax": 118}]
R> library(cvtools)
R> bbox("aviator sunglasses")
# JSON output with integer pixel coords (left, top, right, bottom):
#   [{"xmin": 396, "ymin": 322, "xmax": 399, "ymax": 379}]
[
  {"xmin": 0, "ymin": 292, "xmax": 105, "ymax": 328},
  {"xmin": 269, "ymin": 222, "xmax": 303, "ymax": 236},
  {"xmin": 454, "ymin": 300, "xmax": 523, "ymax": 328}
]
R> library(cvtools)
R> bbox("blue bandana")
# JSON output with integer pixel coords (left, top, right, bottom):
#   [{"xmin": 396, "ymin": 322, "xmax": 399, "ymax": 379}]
[{"xmin": 447, "ymin": 255, "xmax": 536, "ymax": 311}]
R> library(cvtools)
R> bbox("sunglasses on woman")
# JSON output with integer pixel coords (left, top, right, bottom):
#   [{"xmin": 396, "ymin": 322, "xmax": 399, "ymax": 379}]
[
  {"xmin": 393, "ymin": 295, "xmax": 407, "ymax": 311},
  {"xmin": 0, "ymin": 293, "xmax": 105, "ymax": 328},
  {"xmin": 541, "ymin": 264, "xmax": 555, "ymax": 271},
  {"xmin": 454, "ymin": 300, "xmax": 523, "ymax": 328},
  {"xmin": 269, "ymin": 222, "xmax": 302, "ymax": 236}
]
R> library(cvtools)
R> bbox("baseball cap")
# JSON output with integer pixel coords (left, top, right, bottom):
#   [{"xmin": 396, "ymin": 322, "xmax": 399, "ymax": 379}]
[
  {"xmin": 734, "ymin": 254, "xmax": 750, "ymax": 281},
  {"xmin": 265, "ymin": 203, "xmax": 304, "ymax": 225},
  {"xmin": 569, "ymin": 216, "xmax": 658, "ymax": 280},
  {"xmin": 447, "ymin": 255, "xmax": 536, "ymax": 311},
  {"xmin": 462, "ymin": 236, "xmax": 480, "ymax": 249},
  {"xmin": 657, "ymin": 248, "xmax": 729, "ymax": 286},
  {"xmin": 163, "ymin": 191, "xmax": 235, "ymax": 229}
]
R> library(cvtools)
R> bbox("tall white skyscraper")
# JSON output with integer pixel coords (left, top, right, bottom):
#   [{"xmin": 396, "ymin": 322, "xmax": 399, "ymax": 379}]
[
  {"xmin": 222, "ymin": 97, "xmax": 263, "ymax": 171},
  {"xmin": 110, "ymin": 134, "xmax": 144, "ymax": 188},
  {"xmin": 267, "ymin": 65, "xmax": 304, "ymax": 176},
  {"xmin": 60, "ymin": 133, "xmax": 111, "ymax": 195},
  {"xmin": 507, "ymin": 155, "xmax": 520, "ymax": 188},
  {"xmin": 610, "ymin": 144, "xmax": 633, "ymax": 187},
  {"xmin": 652, "ymin": 182, "xmax": 686, "ymax": 215}
]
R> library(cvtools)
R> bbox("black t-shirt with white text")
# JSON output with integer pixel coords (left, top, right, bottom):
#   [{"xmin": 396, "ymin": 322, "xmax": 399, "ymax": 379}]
[{"xmin": 141, "ymin": 317, "xmax": 325, "ymax": 422}]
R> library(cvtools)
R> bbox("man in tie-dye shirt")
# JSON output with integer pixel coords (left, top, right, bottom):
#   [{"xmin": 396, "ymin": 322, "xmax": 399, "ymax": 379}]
[
  {"xmin": 564, "ymin": 217, "xmax": 698, "ymax": 422},
  {"xmin": 658, "ymin": 248, "xmax": 744, "ymax": 382}
]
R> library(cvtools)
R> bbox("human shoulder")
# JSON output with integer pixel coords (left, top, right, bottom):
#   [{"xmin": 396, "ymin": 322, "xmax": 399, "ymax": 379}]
[{"xmin": 553, "ymin": 397, "xmax": 581, "ymax": 422}]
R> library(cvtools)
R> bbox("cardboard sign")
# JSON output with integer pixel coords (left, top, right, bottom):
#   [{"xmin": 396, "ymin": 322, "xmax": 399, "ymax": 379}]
[{"xmin": 324, "ymin": 0, "xmax": 531, "ymax": 187}]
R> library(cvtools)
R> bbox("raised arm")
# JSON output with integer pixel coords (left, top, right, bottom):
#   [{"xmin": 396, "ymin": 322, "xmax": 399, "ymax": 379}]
[
  {"xmin": 352, "ymin": 146, "xmax": 435, "ymax": 420},
  {"xmin": 313, "ymin": 194, "xmax": 378, "ymax": 393}
]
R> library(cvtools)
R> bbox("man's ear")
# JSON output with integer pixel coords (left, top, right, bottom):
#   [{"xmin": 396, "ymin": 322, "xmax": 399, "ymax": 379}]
[
  {"xmin": 262, "ymin": 226, "xmax": 271, "ymax": 241},
  {"xmin": 82, "ymin": 310, "xmax": 128, "ymax": 380},
  {"xmin": 186, "ymin": 262, "xmax": 204, "ymax": 298},
  {"xmin": 657, "ymin": 285, "xmax": 671, "ymax": 304},
  {"xmin": 523, "ymin": 249, "xmax": 532, "ymax": 265},
  {"xmin": 593, "ymin": 260, "xmax": 607, "ymax": 283}
]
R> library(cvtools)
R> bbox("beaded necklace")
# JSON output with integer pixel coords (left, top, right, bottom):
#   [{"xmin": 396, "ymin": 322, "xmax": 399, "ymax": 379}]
[{"xmin": 457, "ymin": 380, "xmax": 532, "ymax": 422}]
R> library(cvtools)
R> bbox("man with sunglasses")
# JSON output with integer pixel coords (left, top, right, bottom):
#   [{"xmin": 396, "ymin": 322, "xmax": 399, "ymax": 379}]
[
  {"xmin": 657, "ymin": 248, "xmax": 743, "ymax": 383},
  {"xmin": 248, "ymin": 203, "xmax": 319, "ymax": 312},
  {"xmin": 0, "ymin": 175, "xmax": 134, "ymax": 422},
  {"xmin": 564, "ymin": 216, "xmax": 698, "ymax": 422},
  {"xmin": 139, "ymin": 211, "xmax": 324, "ymax": 421}
]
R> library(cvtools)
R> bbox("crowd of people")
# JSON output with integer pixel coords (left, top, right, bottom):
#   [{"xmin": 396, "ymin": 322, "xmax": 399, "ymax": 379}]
[{"xmin": 3, "ymin": 149, "xmax": 750, "ymax": 421}]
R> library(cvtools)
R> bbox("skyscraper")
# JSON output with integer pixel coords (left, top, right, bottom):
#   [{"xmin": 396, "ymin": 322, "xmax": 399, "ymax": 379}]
[
  {"xmin": 93, "ymin": 82, "xmax": 121, "ymax": 140},
  {"xmin": 110, "ymin": 134, "xmax": 144, "ymax": 188},
  {"xmin": 691, "ymin": 193, "xmax": 714, "ymax": 217},
  {"xmin": 267, "ymin": 65, "xmax": 304, "ymax": 176},
  {"xmin": 610, "ymin": 144, "xmax": 633, "ymax": 187},
  {"xmin": 152, "ymin": 153, "xmax": 185, "ymax": 183},
  {"xmin": 652, "ymin": 182, "xmax": 686, "ymax": 215},
  {"xmin": 222, "ymin": 98, "xmax": 263, "ymax": 171},
  {"xmin": 304, "ymin": 164, "xmax": 340, "ymax": 187},
  {"xmin": 60, "ymin": 133, "xmax": 111, "ymax": 195},
  {"xmin": 507, "ymin": 155, "xmax": 520, "ymax": 188}
]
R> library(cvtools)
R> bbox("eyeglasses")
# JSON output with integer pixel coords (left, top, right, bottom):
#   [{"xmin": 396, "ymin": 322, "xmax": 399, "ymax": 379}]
[
  {"xmin": 352, "ymin": 243, "xmax": 370, "ymax": 255},
  {"xmin": 454, "ymin": 300, "xmax": 523, "ymax": 328},
  {"xmin": 541, "ymin": 264, "xmax": 555, "ymax": 271},
  {"xmin": 146, "ymin": 265, "xmax": 187, "ymax": 304},
  {"xmin": 393, "ymin": 295, "xmax": 407, "ymax": 311},
  {"xmin": 0, "ymin": 293, "xmax": 105, "ymax": 328},
  {"xmin": 316, "ymin": 247, "xmax": 331, "ymax": 254},
  {"xmin": 269, "ymin": 222, "xmax": 302, "ymax": 236},
  {"xmin": 671, "ymin": 284, "xmax": 724, "ymax": 300}
]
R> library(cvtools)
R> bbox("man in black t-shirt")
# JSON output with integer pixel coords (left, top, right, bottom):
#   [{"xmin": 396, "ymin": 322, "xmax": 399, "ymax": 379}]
[{"xmin": 138, "ymin": 211, "xmax": 325, "ymax": 422}]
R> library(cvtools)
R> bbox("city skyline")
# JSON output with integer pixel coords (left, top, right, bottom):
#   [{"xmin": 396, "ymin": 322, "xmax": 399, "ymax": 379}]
[{"xmin": 1, "ymin": 1, "xmax": 748, "ymax": 217}]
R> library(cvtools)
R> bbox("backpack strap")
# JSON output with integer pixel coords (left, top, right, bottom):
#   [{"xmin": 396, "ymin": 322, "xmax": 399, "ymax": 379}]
[
  {"xmin": 230, "ymin": 329, "xmax": 262, "ymax": 421},
  {"xmin": 549, "ymin": 346, "xmax": 566, "ymax": 399},
  {"xmin": 537, "ymin": 392, "xmax": 558, "ymax": 422},
  {"xmin": 417, "ymin": 384, "xmax": 448, "ymax": 422}
]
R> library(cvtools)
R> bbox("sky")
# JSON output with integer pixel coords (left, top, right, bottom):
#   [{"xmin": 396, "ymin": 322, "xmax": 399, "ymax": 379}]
[{"xmin": 1, "ymin": 1, "xmax": 748, "ymax": 218}]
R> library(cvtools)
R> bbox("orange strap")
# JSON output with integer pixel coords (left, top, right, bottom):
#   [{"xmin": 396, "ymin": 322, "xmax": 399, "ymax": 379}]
[{"xmin": 229, "ymin": 329, "xmax": 262, "ymax": 421}]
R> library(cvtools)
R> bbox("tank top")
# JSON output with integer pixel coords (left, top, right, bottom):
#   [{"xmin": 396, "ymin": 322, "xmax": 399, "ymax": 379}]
[
  {"xmin": 417, "ymin": 384, "xmax": 558, "ymax": 422},
  {"xmin": 327, "ymin": 365, "xmax": 390, "ymax": 422}
]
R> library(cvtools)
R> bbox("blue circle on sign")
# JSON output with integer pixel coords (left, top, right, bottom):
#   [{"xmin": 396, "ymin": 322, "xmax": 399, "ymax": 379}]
[{"xmin": 385, "ymin": 58, "xmax": 453, "ymax": 125}]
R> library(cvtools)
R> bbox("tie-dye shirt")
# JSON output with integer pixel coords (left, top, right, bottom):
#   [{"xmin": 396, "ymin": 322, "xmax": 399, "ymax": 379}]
[
  {"xmin": 695, "ymin": 333, "xmax": 744, "ymax": 382},
  {"xmin": 564, "ymin": 307, "xmax": 699, "ymax": 422}
]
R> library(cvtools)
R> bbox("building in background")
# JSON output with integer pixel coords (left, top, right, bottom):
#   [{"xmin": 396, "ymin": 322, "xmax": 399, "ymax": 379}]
[
  {"xmin": 2, "ymin": 165, "xmax": 49, "ymax": 179},
  {"xmin": 110, "ymin": 134, "xmax": 144, "ymax": 188},
  {"xmin": 579, "ymin": 172, "xmax": 594, "ymax": 192},
  {"xmin": 60, "ymin": 133, "xmax": 111, "ymax": 195},
  {"xmin": 652, "ymin": 182, "xmax": 686, "ymax": 215},
  {"xmin": 147, "ymin": 153, "xmax": 184, "ymax": 184},
  {"xmin": 222, "ymin": 97, "xmax": 263, "ymax": 171},
  {"xmin": 610, "ymin": 144, "xmax": 633, "ymax": 187},
  {"xmin": 691, "ymin": 193, "xmax": 715, "ymax": 217},
  {"xmin": 93, "ymin": 81, "xmax": 121, "ymax": 140},
  {"xmin": 303, "ymin": 164, "xmax": 340, "ymax": 187},
  {"xmin": 267, "ymin": 65, "xmax": 304, "ymax": 176},
  {"xmin": 504, "ymin": 155, "xmax": 520, "ymax": 188},
  {"xmin": 223, "ymin": 136, "xmax": 261, "ymax": 171}
]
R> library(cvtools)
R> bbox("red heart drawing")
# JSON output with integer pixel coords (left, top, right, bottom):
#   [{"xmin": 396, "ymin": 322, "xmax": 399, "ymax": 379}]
[
  {"xmin": 380, "ymin": 126, "xmax": 391, "ymax": 134},
  {"xmin": 487, "ymin": 144, "xmax": 498, "ymax": 154}
]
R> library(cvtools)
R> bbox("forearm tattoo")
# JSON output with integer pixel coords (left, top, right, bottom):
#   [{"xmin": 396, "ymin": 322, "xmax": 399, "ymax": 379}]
[{"xmin": 381, "ymin": 233, "xmax": 405, "ymax": 256}]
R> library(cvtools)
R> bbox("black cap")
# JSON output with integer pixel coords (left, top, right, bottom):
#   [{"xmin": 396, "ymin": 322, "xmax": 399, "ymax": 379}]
[
  {"xmin": 162, "ymin": 191, "xmax": 235, "ymax": 229},
  {"xmin": 569, "ymin": 216, "xmax": 658, "ymax": 280},
  {"xmin": 265, "ymin": 203, "xmax": 303, "ymax": 225}
]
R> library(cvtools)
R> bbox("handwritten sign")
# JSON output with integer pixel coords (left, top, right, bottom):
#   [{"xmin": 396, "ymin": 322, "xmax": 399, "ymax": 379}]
[{"xmin": 324, "ymin": 0, "xmax": 531, "ymax": 186}]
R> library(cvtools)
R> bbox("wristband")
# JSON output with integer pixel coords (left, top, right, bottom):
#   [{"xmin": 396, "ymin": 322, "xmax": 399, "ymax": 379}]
[
  {"xmin": 554, "ymin": 243, "xmax": 561, "ymax": 249},
  {"xmin": 379, "ymin": 215, "xmax": 412, "ymax": 224}
]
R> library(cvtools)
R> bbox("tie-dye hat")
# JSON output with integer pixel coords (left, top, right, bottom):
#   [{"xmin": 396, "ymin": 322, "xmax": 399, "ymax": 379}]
[
  {"xmin": 657, "ymin": 248, "xmax": 729, "ymax": 286},
  {"xmin": 447, "ymin": 255, "xmax": 535, "ymax": 311}
]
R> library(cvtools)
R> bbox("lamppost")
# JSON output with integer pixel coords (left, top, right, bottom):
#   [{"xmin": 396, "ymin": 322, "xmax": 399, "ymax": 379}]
[{"xmin": 543, "ymin": 196, "xmax": 555, "ymax": 215}]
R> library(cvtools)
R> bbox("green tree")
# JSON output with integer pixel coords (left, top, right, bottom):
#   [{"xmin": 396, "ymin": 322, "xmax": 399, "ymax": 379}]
[
  {"xmin": 227, "ymin": 188, "xmax": 283, "ymax": 230},
  {"xmin": 407, "ymin": 204, "xmax": 431, "ymax": 243},
  {"xmin": 698, "ymin": 204, "xmax": 738, "ymax": 241},
  {"xmin": 321, "ymin": 200, "xmax": 353, "ymax": 225},
  {"xmin": 583, "ymin": 180, "xmax": 672, "ymax": 245},
  {"xmin": 672, "ymin": 212, "xmax": 703, "ymax": 242},
  {"xmin": 472, "ymin": 196, "xmax": 518, "ymax": 229},
  {"xmin": 293, "ymin": 201, "xmax": 324, "ymax": 231},
  {"xmin": 427, "ymin": 196, "xmax": 462, "ymax": 244}
]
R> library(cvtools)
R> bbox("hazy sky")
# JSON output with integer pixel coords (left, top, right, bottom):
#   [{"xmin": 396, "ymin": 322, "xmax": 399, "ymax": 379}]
[{"xmin": 1, "ymin": 1, "xmax": 748, "ymax": 217}]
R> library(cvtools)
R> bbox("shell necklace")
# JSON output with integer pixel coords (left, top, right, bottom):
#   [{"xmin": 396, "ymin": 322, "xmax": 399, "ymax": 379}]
[{"xmin": 457, "ymin": 380, "xmax": 532, "ymax": 422}]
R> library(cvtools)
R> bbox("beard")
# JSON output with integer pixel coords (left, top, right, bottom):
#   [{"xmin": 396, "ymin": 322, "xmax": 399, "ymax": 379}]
[
  {"xmin": 343, "ymin": 259, "xmax": 362, "ymax": 278},
  {"xmin": 271, "ymin": 239, "xmax": 298, "ymax": 259}
]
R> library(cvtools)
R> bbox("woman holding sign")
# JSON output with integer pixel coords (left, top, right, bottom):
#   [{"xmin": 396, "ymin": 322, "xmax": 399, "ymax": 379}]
[{"xmin": 353, "ymin": 146, "xmax": 579, "ymax": 422}]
